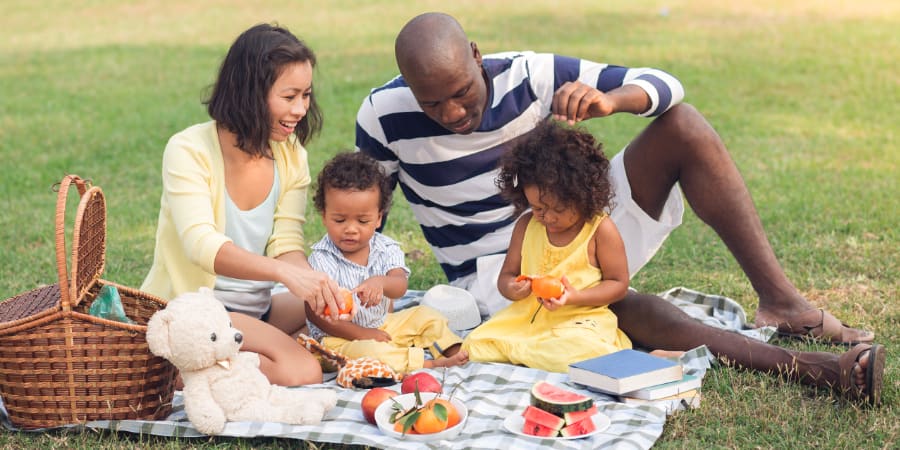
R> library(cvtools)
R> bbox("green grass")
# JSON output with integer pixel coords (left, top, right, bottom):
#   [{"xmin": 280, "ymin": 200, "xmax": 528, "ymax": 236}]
[{"xmin": 1, "ymin": 0, "xmax": 898, "ymax": 448}]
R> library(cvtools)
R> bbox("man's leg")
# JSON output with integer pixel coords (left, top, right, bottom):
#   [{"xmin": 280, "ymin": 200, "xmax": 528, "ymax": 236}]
[
  {"xmin": 610, "ymin": 292, "xmax": 880, "ymax": 401},
  {"xmin": 622, "ymin": 103, "xmax": 871, "ymax": 342}
]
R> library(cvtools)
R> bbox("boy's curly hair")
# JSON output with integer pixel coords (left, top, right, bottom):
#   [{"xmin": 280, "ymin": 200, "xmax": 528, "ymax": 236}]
[
  {"xmin": 496, "ymin": 120, "xmax": 614, "ymax": 219},
  {"xmin": 313, "ymin": 152, "xmax": 392, "ymax": 213}
]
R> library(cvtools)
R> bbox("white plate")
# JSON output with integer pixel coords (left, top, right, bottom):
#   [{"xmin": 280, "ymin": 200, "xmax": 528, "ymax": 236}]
[
  {"xmin": 503, "ymin": 410, "xmax": 611, "ymax": 440},
  {"xmin": 374, "ymin": 392, "xmax": 468, "ymax": 442}
]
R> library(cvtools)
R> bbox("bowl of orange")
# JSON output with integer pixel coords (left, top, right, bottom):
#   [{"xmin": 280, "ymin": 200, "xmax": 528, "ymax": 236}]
[{"xmin": 374, "ymin": 392, "xmax": 468, "ymax": 441}]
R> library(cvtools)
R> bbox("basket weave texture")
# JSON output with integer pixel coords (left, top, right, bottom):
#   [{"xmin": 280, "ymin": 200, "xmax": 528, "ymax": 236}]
[{"xmin": 0, "ymin": 175, "xmax": 176, "ymax": 429}]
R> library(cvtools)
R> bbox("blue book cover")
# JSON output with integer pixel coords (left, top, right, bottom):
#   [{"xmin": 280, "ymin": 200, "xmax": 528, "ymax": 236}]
[{"xmin": 568, "ymin": 349, "xmax": 683, "ymax": 394}]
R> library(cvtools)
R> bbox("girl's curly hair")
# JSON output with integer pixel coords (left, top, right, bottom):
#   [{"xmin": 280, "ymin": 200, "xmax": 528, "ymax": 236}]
[
  {"xmin": 496, "ymin": 120, "xmax": 614, "ymax": 219},
  {"xmin": 313, "ymin": 152, "xmax": 393, "ymax": 214}
]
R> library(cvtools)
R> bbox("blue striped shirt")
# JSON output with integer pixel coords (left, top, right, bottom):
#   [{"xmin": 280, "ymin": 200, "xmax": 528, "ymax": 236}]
[
  {"xmin": 356, "ymin": 51, "xmax": 684, "ymax": 282},
  {"xmin": 306, "ymin": 232, "xmax": 410, "ymax": 341}
]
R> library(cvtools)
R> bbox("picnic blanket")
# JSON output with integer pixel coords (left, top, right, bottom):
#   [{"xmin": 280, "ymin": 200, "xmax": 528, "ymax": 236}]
[{"xmin": 0, "ymin": 287, "xmax": 772, "ymax": 449}]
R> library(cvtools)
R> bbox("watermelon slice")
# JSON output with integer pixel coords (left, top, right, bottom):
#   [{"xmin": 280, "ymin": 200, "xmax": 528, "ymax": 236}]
[
  {"xmin": 559, "ymin": 414, "xmax": 597, "ymax": 437},
  {"xmin": 563, "ymin": 404, "xmax": 598, "ymax": 425},
  {"xmin": 530, "ymin": 381, "xmax": 594, "ymax": 416},
  {"xmin": 522, "ymin": 419, "xmax": 558, "ymax": 437},
  {"xmin": 521, "ymin": 405, "xmax": 565, "ymax": 431}
]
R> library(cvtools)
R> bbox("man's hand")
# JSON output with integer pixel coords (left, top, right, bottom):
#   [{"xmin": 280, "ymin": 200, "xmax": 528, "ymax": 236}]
[{"xmin": 551, "ymin": 81, "xmax": 616, "ymax": 124}]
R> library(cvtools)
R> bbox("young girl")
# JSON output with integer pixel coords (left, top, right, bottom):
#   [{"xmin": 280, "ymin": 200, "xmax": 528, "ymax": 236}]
[
  {"xmin": 462, "ymin": 120, "xmax": 632, "ymax": 373},
  {"xmin": 305, "ymin": 152, "xmax": 468, "ymax": 373},
  {"xmin": 141, "ymin": 23, "xmax": 343, "ymax": 386}
]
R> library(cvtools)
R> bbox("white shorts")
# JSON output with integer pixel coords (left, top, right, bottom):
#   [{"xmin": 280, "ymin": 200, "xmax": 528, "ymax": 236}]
[{"xmin": 454, "ymin": 149, "xmax": 685, "ymax": 318}]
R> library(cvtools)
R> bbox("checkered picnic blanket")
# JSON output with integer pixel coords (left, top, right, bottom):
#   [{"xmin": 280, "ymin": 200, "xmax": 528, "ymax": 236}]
[{"xmin": 0, "ymin": 287, "xmax": 771, "ymax": 449}]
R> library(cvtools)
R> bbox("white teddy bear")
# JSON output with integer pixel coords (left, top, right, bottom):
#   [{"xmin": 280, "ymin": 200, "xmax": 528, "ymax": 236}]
[{"xmin": 146, "ymin": 287, "xmax": 337, "ymax": 435}]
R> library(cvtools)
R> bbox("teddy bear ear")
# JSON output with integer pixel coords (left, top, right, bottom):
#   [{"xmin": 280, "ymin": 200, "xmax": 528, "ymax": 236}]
[{"xmin": 146, "ymin": 309, "xmax": 174, "ymax": 359}]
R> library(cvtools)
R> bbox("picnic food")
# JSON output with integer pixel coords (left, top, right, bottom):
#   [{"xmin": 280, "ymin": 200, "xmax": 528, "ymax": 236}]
[
  {"xmin": 522, "ymin": 381, "xmax": 597, "ymax": 437},
  {"xmin": 516, "ymin": 274, "xmax": 565, "ymax": 298},
  {"xmin": 401, "ymin": 371, "xmax": 442, "ymax": 394},
  {"xmin": 389, "ymin": 391, "xmax": 463, "ymax": 436},
  {"xmin": 361, "ymin": 387, "xmax": 399, "ymax": 425},
  {"xmin": 324, "ymin": 288, "xmax": 354, "ymax": 319}
]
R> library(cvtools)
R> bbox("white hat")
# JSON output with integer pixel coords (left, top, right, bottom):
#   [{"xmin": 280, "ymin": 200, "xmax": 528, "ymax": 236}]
[{"xmin": 421, "ymin": 285, "xmax": 482, "ymax": 332}]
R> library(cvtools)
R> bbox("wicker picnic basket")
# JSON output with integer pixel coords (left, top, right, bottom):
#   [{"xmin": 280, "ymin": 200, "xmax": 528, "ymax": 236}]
[{"xmin": 0, "ymin": 175, "xmax": 176, "ymax": 429}]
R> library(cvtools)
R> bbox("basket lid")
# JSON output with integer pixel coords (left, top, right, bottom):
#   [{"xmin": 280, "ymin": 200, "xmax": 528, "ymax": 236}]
[
  {"xmin": 53, "ymin": 176, "xmax": 107, "ymax": 309},
  {"xmin": 69, "ymin": 185, "xmax": 106, "ymax": 306}
]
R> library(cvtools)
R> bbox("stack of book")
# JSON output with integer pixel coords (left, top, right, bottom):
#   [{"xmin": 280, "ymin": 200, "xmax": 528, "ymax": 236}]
[{"xmin": 567, "ymin": 349, "xmax": 702, "ymax": 415}]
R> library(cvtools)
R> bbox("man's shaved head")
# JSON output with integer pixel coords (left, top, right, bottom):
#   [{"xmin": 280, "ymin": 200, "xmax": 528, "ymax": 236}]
[{"xmin": 395, "ymin": 12, "xmax": 472, "ymax": 79}]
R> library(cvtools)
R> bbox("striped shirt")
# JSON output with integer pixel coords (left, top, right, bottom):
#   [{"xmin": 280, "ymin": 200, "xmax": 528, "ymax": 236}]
[
  {"xmin": 306, "ymin": 232, "xmax": 410, "ymax": 341},
  {"xmin": 356, "ymin": 51, "xmax": 684, "ymax": 282}
]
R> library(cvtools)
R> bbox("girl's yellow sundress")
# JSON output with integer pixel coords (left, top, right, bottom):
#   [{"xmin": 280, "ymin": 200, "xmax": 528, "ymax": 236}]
[{"xmin": 462, "ymin": 214, "xmax": 631, "ymax": 373}]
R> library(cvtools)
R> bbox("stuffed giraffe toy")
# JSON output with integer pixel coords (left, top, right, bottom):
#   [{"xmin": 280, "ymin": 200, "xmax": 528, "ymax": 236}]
[{"xmin": 297, "ymin": 334, "xmax": 402, "ymax": 389}]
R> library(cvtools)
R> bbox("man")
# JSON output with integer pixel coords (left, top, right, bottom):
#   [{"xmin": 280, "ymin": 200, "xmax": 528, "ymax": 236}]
[{"xmin": 355, "ymin": 12, "xmax": 883, "ymax": 402}]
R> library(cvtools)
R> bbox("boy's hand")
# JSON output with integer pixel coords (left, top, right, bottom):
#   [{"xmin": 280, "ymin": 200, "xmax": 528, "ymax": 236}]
[
  {"xmin": 354, "ymin": 278, "xmax": 384, "ymax": 307},
  {"xmin": 359, "ymin": 328, "xmax": 392, "ymax": 342}
]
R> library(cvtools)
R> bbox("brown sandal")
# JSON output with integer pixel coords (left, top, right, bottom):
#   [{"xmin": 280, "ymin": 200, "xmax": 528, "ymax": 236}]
[
  {"xmin": 774, "ymin": 309, "xmax": 874, "ymax": 346},
  {"xmin": 838, "ymin": 343, "xmax": 885, "ymax": 405}
]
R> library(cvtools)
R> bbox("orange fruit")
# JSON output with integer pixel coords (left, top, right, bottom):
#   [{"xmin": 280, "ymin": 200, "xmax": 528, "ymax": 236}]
[
  {"xmin": 324, "ymin": 288, "xmax": 354, "ymax": 316},
  {"xmin": 427, "ymin": 398, "xmax": 461, "ymax": 428},
  {"xmin": 531, "ymin": 276, "xmax": 564, "ymax": 299},
  {"xmin": 412, "ymin": 401, "xmax": 449, "ymax": 434},
  {"xmin": 394, "ymin": 420, "xmax": 418, "ymax": 434}
]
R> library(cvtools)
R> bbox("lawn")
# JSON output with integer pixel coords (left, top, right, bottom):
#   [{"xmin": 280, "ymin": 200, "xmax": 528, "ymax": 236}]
[{"xmin": 0, "ymin": 0, "xmax": 897, "ymax": 448}]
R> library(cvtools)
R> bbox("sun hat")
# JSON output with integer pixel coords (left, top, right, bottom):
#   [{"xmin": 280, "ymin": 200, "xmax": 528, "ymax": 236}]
[{"xmin": 420, "ymin": 284, "xmax": 482, "ymax": 333}]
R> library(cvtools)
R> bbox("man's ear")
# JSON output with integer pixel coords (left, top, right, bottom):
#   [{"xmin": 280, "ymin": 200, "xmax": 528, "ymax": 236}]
[
  {"xmin": 146, "ymin": 309, "xmax": 174, "ymax": 359},
  {"xmin": 471, "ymin": 41, "xmax": 482, "ymax": 64}
]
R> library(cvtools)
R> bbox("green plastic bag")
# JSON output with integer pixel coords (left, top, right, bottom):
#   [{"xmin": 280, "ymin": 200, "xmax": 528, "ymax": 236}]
[{"xmin": 88, "ymin": 285, "xmax": 135, "ymax": 324}]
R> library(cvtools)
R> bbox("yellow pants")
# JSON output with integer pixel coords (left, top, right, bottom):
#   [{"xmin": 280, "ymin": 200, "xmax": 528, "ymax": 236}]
[
  {"xmin": 462, "ymin": 298, "xmax": 631, "ymax": 373},
  {"xmin": 321, "ymin": 305, "xmax": 462, "ymax": 374}
]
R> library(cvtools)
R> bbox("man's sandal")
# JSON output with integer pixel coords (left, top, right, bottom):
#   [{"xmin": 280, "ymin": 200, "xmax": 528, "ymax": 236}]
[
  {"xmin": 771, "ymin": 309, "xmax": 874, "ymax": 346},
  {"xmin": 838, "ymin": 343, "xmax": 885, "ymax": 405}
]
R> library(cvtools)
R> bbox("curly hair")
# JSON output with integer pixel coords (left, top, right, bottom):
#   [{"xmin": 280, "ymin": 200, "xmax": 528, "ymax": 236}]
[
  {"xmin": 496, "ymin": 120, "xmax": 614, "ymax": 219},
  {"xmin": 313, "ymin": 152, "xmax": 393, "ymax": 214},
  {"xmin": 205, "ymin": 23, "xmax": 323, "ymax": 158}
]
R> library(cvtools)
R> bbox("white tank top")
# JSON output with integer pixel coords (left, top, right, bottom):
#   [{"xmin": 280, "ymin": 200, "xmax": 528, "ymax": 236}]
[{"xmin": 214, "ymin": 166, "xmax": 280, "ymax": 317}]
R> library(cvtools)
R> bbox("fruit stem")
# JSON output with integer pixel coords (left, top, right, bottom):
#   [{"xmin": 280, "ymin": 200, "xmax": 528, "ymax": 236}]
[{"xmin": 530, "ymin": 303, "xmax": 543, "ymax": 324}]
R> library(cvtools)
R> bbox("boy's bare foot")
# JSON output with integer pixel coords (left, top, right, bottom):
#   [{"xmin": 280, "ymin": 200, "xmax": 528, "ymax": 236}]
[{"xmin": 424, "ymin": 343, "xmax": 469, "ymax": 368}]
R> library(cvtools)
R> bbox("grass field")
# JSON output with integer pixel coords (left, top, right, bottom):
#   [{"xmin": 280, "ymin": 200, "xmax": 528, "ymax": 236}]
[{"xmin": 1, "ymin": 0, "xmax": 897, "ymax": 448}]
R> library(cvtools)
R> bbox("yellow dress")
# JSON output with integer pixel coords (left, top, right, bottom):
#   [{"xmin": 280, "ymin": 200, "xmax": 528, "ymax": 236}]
[{"xmin": 462, "ymin": 214, "xmax": 632, "ymax": 373}]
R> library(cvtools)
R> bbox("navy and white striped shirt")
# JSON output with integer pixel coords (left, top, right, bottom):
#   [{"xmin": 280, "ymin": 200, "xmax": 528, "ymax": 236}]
[
  {"xmin": 306, "ymin": 232, "xmax": 410, "ymax": 341},
  {"xmin": 356, "ymin": 51, "xmax": 684, "ymax": 282}
]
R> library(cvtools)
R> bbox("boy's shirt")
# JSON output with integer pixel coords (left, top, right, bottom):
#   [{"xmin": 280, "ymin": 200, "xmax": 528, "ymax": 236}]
[{"xmin": 306, "ymin": 232, "xmax": 410, "ymax": 341}]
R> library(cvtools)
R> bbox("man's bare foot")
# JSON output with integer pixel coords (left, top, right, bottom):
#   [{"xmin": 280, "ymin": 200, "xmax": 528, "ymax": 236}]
[{"xmin": 650, "ymin": 349, "xmax": 684, "ymax": 359}]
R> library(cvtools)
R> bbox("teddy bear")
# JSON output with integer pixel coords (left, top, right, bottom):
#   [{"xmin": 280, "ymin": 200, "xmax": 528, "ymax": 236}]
[{"xmin": 146, "ymin": 287, "xmax": 337, "ymax": 435}]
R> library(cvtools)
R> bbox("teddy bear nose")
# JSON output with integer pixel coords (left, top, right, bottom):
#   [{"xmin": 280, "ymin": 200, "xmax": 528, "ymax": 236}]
[{"xmin": 234, "ymin": 332, "xmax": 243, "ymax": 344}]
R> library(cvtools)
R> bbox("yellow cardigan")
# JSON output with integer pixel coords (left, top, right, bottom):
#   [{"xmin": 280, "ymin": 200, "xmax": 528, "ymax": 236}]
[{"xmin": 141, "ymin": 120, "xmax": 311, "ymax": 300}]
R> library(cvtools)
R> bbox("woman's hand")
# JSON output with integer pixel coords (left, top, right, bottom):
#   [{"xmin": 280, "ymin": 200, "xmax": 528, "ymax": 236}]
[{"xmin": 280, "ymin": 266, "xmax": 342, "ymax": 320}]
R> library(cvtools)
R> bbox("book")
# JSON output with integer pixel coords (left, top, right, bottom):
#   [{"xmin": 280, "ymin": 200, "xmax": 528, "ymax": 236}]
[
  {"xmin": 620, "ymin": 389, "xmax": 702, "ymax": 415},
  {"xmin": 567, "ymin": 349, "xmax": 683, "ymax": 395},
  {"xmin": 620, "ymin": 373, "xmax": 702, "ymax": 400}
]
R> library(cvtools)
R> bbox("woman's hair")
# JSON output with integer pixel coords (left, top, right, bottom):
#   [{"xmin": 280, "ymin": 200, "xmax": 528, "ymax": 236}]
[
  {"xmin": 313, "ymin": 152, "xmax": 393, "ymax": 214},
  {"xmin": 205, "ymin": 23, "xmax": 323, "ymax": 157},
  {"xmin": 496, "ymin": 120, "xmax": 614, "ymax": 219}
]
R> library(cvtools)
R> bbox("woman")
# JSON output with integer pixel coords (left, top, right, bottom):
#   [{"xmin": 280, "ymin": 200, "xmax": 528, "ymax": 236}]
[{"xmin": 142, "ymin": 23, "xmax": 341, "ymax": 386}]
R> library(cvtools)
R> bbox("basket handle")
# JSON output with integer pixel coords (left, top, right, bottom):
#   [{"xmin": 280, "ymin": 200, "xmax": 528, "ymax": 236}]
[{"xmin": 54, "ymin": 175, "xmax": 89, "ymax": 310}]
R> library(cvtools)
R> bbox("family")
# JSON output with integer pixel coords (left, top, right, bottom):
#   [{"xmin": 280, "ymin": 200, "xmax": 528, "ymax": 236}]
[{"xmin": 140, "ymin": 13, "xmax": 885, "ymax": 405}]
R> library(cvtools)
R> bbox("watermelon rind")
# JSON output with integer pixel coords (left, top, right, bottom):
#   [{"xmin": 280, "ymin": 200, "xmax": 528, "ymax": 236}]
[
  {"xmin": 522, "ymin": 419, "xmax": 558, "ymax": 437},
  {"xmin": 563, "ymin": 404, "xmax": 598, "ymax": 425},
  {"xmin": 559, "ymin": 415, "xmax": 597, "ymax": 437},
  {"xmin": 530, "ymin": 381, "xmax": 594, "ymax": 416},
  {"xmin": 522, "ymin": 405, "xmax": 565, "ymax": 430}
]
